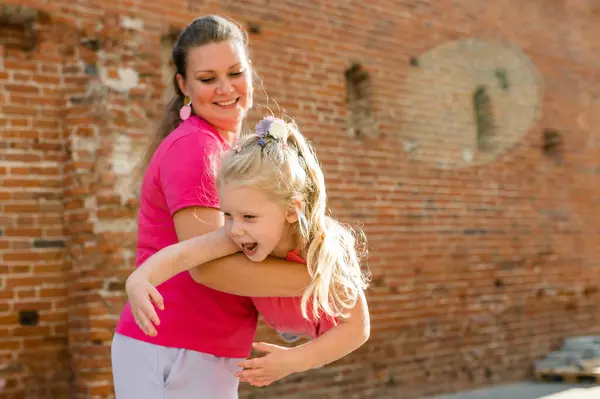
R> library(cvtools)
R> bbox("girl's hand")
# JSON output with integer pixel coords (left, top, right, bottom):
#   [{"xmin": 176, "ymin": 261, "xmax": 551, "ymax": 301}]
[
  {"xmin": 235, "ymin": 342, "xmax": 304, "ymax": 387},
  {"xmin": 125, "ymin": 271, "xmax": 164, "ymax": 336}
]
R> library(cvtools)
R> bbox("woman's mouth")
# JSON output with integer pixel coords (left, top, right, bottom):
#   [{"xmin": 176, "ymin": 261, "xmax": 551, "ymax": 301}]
[{"xmin": 214, "ymin": 98, "xmax": 239, "ymax": 108}]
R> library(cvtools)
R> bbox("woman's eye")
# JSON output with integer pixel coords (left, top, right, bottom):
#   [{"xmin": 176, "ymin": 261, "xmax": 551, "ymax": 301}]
[
  {"xmin": 199, "ymin": 77, "xmax": 214, "ymax": 83},
  {"xmin": 230, "ymin": 71, "xmax": 244, "ymax": 77}
]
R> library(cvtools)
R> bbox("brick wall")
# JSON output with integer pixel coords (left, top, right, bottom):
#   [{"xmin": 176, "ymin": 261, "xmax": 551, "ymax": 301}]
[{"xmin": 2, "ymin": 0, "xmax": 600, "ymax": 398}]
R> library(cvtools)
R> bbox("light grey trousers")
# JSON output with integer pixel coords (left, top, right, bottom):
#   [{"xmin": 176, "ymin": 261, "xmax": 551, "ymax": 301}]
[{"xmin": 111, "ymin": 333, "xmax": 244, "ymax": 399}]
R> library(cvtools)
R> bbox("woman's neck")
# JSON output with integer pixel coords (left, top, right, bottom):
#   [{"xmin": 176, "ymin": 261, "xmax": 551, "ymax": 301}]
[{"xmin": 217, "ymin": 128, "xmax": 240, "ymax": 146}]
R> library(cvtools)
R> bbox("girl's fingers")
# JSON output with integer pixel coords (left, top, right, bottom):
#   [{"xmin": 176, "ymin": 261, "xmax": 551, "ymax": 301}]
[{"xmin": 148, "ymin": 286, "xmax": 164, "ymax": 310}]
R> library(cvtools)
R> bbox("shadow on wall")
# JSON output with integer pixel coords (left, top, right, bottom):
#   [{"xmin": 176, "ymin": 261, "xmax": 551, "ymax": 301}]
[{"xmin": 400, "ymin": 38, "xmax": 544, "ymax": 169}]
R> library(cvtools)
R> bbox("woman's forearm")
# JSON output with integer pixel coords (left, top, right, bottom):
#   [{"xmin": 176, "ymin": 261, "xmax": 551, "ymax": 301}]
[{"xmin": 189, "ymin": 254, "xmax": 312, "ymax": 297}]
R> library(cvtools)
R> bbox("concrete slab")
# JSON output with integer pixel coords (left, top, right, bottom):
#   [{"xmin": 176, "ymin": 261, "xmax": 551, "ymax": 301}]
[{"xmin": 425, "ymin": 382, "xmax": 600, "ymax": 399}]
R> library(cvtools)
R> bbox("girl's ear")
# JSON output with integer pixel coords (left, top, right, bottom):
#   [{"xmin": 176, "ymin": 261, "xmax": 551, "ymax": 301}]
[{"xmin": 285, "ymin": 198, "xmax": 302, "ymax": 223}]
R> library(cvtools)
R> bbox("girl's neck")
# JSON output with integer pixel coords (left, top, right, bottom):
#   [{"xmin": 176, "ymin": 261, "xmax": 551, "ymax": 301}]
[{"xmin": 271, "ymin": 229, "xmax": 300, "ymax": 259}]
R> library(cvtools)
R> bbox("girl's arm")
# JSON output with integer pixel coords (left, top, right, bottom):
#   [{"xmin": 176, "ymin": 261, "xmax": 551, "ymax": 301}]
[
  {"xmin": 134, "ymin": 207, "xmax": 311, "ymax": 295},
  {"xmin": 293, "ymin": 291, "xmax": 370, "ymax": 370},
  {"xmin": 236, "ymin": 291, "xmax": 370, "ymax": 386}
]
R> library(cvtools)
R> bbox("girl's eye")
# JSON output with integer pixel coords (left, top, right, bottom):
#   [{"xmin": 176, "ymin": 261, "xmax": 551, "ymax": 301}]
[
  {"xmin": 244, "ymin": 215, "xmax": 256, "ymax": 220},
  {"xmin": 223, "ymin": 212, "xmax": 232, "ymax": 218}
]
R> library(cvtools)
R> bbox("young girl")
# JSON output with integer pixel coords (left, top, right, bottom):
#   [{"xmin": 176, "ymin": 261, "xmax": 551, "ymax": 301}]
[{"xmin": 126, "ymin": 116, "xmax": 370, "ymax": 387}]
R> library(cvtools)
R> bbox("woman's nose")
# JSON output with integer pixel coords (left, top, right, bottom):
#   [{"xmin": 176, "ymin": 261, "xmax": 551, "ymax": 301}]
[{"xmin": 216, "ymin": 78, "xmax": 234, "ymax": 95}]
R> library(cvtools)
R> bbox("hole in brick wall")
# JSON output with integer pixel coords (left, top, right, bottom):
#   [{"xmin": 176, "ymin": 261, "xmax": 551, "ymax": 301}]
[
  {"xmin": 160, "ymin": 31, "xmax": 178, "ymax": 106},
  {"xmin": 84, "ymin": 63, "xmax": 98, "ymax": 76},
  {"xmin": 248, "ymin": 22, "xmax": 261, "ymax": 34},
  {"xmin": 473, "ymin": 85, "xmax": 497, "ymax": 152},
  {"xmin": 409, "ymin": 56, "xmax": 420, "ymax": 67},
  {"xmin": 164, "ymin": 26, "xmax": 181, "ymax": 43},
  {"xmin": 0, "ymin": 22, "xmax": 30, "ymax": 50},
  {"xmin": 80, "ymin": 38, "xmax": 101, "ymax": 51},
  {"xmin": 345, "ymin": 63, "xmax": 372, "ymax": 138},
  {"xmin": 462, "ymin": 366, "xmax": 475, "ymax": 382},
  {"xmin": 92, "ymin": 339, "xmax": 103, "ymax": 345},
  {"xmin": 0, "ymin": 5, "xmax": 42, "ymax": 51},
  {"xmin": 495, "ymin": 68, "xmax": 510, "ymax": 91},
  {"xmin": 33, "ymin": 239, "xmax": 65, "ymax": 248},
  {"xmin": 495, "ymin": 279, "xmax": 504, "ymax": 289},
  {"xmin": 485, "ymin": 367, "xmax": 493, "ymax": 380},
  {"xmin": 106, "ymin": 281, "xmax": 125, "ymax": 292},
  {"xmin": 542, "ymin": 128, "xmax": 562, "ymax": 153},
  {"xmin": 584, "ymin": 286, "xmax": 598, "ymax": 297},
  {"xmin": 19, "ymin": 310, "xmax": 39, "ymax": 326}
]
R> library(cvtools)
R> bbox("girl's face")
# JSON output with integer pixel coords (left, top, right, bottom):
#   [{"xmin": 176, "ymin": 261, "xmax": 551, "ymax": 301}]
[
  {"xmin": 176, "ymin": 40, "xmax": 253, "ymax": 135},
  {"xmin": 219, "ymin": 183, "xmax": 298, "ymax": 262}
]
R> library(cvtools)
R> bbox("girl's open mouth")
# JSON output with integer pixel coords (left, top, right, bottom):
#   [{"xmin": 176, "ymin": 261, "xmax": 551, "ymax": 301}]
[{"xmin": 241, "ymin": 242, "xmax": 258, "ymax": 256}]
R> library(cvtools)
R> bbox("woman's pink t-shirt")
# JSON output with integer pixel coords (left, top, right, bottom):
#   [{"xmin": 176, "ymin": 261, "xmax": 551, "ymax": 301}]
[
  {"xmin": 252, "ymin": 250, "xmax": 338, "ymax": 339},
  {"xmin": 115, "ymin": 116, "xmax": 258, "ymax": 358}
]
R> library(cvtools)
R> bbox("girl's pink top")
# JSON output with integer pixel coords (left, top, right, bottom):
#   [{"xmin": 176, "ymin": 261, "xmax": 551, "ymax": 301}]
[{"xmin": 252, "ymin": 250, "xmax": 338, "ymax": 339}]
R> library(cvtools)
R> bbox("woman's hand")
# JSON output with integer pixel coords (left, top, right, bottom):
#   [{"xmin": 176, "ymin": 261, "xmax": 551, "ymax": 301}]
[{"xmin": 125, "ymin": 270, "xmax": 164, "ymax": 336}]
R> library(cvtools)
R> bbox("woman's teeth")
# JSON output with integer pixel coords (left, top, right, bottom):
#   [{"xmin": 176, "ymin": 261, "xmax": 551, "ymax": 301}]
[{"xmin": 217, "ymin": 99, "xmax": 236, "ymax": 106}]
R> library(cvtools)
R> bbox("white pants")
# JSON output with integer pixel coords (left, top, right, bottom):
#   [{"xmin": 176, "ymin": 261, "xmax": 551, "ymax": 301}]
[{"xmin": 111, "ymin": 333, "xmax": 244, "ymax": 399}]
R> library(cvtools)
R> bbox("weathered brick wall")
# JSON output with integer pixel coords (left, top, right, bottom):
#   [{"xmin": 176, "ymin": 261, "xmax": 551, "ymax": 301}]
[{"xmin": 2, "ymin": 0, "xmax": 600, "ymax": 398}]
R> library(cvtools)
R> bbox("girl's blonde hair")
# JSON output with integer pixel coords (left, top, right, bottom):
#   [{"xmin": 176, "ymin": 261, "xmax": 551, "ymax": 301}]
[{"xmin": 217, "ymin": 117, "xmax": 369, "ymax": 319}]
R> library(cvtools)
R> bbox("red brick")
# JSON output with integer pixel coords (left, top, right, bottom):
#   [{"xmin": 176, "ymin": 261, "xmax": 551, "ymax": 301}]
[
  {"xmin": 39, "ymin": 287, "xmax": 67, "ymax": 298},
  {"xmin": 4, "ymin": 228, "xmax": 43, "ymax": 237},
  {"xmin": 4, "ymin": 153, "xmax": 41, "ymax": 162},
  {"xmin": 4, "ymin": 85, "xmax": 40, "ymax": 94},
  {"xmin": 11, "ymin": 73, "xmax": 31, "ymax": 82},
  {"xmin": 13, "ymin": 301, "xmax": 52, "ymax": 311},
  {"xmin": 32, "ymin": 75, "xmax": 62, "ymax": 85},
  {"xmin": 4, "ymin": 252, "xmax": 62, "ymax": 262},
  {"xmin": 0, "ymin": 339, "xmax": 22, "ymax": 351},
  {"xmin": 4, "ymin": 204, "xmax": 42, "ymax": 213}
]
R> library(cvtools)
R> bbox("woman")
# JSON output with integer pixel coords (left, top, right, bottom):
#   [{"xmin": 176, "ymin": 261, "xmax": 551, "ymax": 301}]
[{"xmin": 111, "ymin": 15, "xmax": 310, "ymax": 398}]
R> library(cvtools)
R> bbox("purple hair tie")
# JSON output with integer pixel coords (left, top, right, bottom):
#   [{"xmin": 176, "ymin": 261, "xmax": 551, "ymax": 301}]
[
  {"xmin": 255, "ymin": 116, "xmax": 287, "ymax": 148},
  {"xmin": 255, "ymin": 116, "xmax": 276, "ymax": 138}
]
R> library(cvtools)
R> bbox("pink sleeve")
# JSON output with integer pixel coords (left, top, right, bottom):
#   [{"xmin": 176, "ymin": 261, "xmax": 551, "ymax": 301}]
[
  {"xmin": 158, "ymin": 132, "xmax": 223, "ymax": 215},
  {"xmin": 314, "ymin": 312, "xmax": 338, "ymax": 337}
]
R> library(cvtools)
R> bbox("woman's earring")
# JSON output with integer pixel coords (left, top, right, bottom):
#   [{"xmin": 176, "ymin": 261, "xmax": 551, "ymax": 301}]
[{"xmin": 179, "ymin": 96, "xmax": 192, "ymax": 121}]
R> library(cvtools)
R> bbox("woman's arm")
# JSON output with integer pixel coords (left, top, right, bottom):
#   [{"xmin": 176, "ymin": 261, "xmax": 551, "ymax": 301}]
[
  {"xmin": 236, "ymin": 291, "xmax": 370, "ymax": 386},
  {"xmin": 146, "ymin": 207, "xmax": 311, "ymax": 296}
]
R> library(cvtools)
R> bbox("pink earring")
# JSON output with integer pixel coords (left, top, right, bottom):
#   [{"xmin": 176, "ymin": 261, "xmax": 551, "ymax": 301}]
[{"xmin": 179, "ymin": 96, "xmax": 192, "ymax": 121}]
